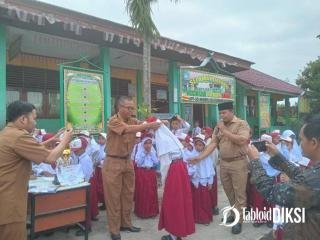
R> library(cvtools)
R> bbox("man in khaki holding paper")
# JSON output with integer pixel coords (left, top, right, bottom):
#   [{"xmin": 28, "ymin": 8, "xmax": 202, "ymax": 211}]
[
  {"xmin": 190, "ymin": 101, "xmax": 250, "ymax": 235},
  {"xmin": 0, "ymin": 101, "xmax": 73, "ymax": 240}
]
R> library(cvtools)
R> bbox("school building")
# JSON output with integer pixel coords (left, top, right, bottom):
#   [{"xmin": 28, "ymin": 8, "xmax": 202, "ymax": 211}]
[{"xmin": 0, "ymin": 0, "xmax": 302, "ymax": 135}]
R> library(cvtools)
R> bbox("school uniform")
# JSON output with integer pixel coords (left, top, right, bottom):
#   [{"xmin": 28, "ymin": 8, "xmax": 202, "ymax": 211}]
[
  {"xmin": 206, "ymin": 138, "xmax": 219, "ymax": 212},
  {"xmin": 156, "ymin": 124, "xmax": 195, "ymax": 238},
  {"xmin": 250, "ymin": 152, "xmax": 280, "ymax": 223},
  {"xmin": 94, "ymin": 144, "xmax": 106, "ymax": 204},
  {"xmin": 134, "ymin": 142, "xmax": 159, "ymax": 218},
  {"xmin": 71, "ymin": 150, "xmax": 98, "ymax": 223},
  {"xmin": 191, "ymin": 152, "xmax": 215, "ymax": 224}
]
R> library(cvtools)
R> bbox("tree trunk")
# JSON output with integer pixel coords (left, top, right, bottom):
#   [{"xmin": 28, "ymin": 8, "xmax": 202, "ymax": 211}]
[{"xmin": 143, "ymin": 34, "xmax": 151, "ymax": 112}]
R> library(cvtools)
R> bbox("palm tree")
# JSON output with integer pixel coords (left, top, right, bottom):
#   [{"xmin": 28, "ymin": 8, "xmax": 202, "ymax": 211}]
[{"xmin": 125, "ymin": 0, "xmax": 179, "ymax": 112}]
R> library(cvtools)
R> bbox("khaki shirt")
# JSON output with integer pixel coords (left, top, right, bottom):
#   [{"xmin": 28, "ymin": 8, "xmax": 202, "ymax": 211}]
[
  {"xmin": 214, "ymin": 116, "xmax": 250, "ymax": 160},
  {"xmin": 106, "ymin": 114, "xmax": 138, "ymax": 158},
  {"xmin": 0, "ymin": 123, "xmax": 50, "ymax": 225}
]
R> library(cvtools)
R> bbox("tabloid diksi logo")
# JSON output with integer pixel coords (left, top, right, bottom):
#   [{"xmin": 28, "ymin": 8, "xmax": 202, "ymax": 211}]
[{"xmin": 220, "ymin": 205, "xmax": 305, "ymax": 227}]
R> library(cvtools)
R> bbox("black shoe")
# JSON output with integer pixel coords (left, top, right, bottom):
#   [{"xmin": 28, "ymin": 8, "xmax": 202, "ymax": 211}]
[
  {"xmin": 111, "ymin": 233, "xmax": 121, "ymax": 240},
  {"xmin": 120, "ymin": 226, "xmax": 141, "ymax": 232},
  {"xmin": 212, "ymin": 207, "xmax": 219, "ymax": 215},
  {"xmin": 75, "ymin": 228, "xmax": 91, "ymax": 236},
  {"xmin": 226, "ymin": 215, "xmax": 235, "ymax": 223},
  {"xmin": 99, "ymin": 204, "xmax": 106, "ymax": 210},
  {"xmin": 161, "ymin": 235, "xmax": 173, "ymax": 240},
  {"xmin": 91, "ymin": 217, "xmax": 99, "ymax": 221},
  {"xmin": 253, "ymin": 222, "xmax": 262, "ymax": 227},
  {"xmin": 231, "ymin": 223, "xmax": 242, "ymax": 234}
]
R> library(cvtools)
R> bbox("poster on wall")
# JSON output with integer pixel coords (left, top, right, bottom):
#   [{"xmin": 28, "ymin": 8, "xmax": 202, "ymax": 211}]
[
  {"xmin": 180, "ymin": 67, "xmax": 235, "ymax": 104},
  {"xmin": 63, "ymin": 67, "xmax": 104, "ymax": 133},
  {"xmin": 259, "ymin": 94, "xmax": 270, "ymax": 129}
]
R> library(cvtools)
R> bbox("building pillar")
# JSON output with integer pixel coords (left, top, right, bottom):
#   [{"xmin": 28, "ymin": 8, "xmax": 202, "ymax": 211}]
[
  {"xmin": 0, "ymin": 24, "xmax": 6, "ymax": 128},
  {"xmin": 168, "ymin": 61, "xmax": 180, "ymax": 115},
  {"xmin": 100, "ymin": 47, "xmax": 111, "ymax": 130}
]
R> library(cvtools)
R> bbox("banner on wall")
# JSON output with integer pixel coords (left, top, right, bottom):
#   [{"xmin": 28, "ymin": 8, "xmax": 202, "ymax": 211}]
[
  {"xmin": 63, "ymin": 67, "xmax": 104, "ymax": 133},
  {"xmin": 259, "ymin": 94, "xmax": 270, "ymax": 129},
  {"xmin": 180, "ymin": 67, "xmax": 235, "ymax": 104}
]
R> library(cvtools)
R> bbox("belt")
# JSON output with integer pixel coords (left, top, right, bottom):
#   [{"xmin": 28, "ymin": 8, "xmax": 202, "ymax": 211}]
[
  {"xmin": 222, "ymin": 155, "xmax": 247, "ymax": 162},
  {"xmin": 107, "ymin": 154, "xmax": 129, "ymax": 160}
]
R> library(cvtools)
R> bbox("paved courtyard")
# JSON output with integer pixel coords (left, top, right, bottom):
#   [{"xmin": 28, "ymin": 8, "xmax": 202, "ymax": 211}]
[{"xmin": 36, "ymin": 166, "xmax": 271, "ymax": 240}]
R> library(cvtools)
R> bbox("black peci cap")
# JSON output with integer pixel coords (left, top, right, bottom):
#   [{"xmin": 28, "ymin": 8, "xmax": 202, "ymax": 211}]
[{"xmin": 218, "ymin": 101, "xmax": 233, "ymax": 111}]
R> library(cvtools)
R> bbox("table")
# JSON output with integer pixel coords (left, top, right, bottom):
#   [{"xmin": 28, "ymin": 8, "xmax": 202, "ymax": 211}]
[{"xmin": 28, "ymin": 178, "xmax": 90, "ymax": 240}]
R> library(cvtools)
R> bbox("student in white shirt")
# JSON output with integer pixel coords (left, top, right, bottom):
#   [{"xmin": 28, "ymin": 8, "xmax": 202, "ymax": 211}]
[
  {"xmin": 134, "ymin": 134, "xmax": 159, "ymax": 218},
  {"xmin": 191, "ymin": 134, "xmax": 215, "ymax": 225}
]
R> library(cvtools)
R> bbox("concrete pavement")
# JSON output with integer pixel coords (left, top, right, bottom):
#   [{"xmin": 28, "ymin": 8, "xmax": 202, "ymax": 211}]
[{"xmin": 35, "ymin": 168, "xmax": 271, "ymax": 240}]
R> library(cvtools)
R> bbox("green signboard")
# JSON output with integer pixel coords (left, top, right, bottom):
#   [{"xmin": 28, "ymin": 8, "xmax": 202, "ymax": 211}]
[
  {"xmin": 63, "ymin": 66, "xmax": 104, "ymax": 133},
  {"xmin": 180, "ymin": 67, "xmax": 235, "ymax": 104},
  {"xmin": 259, "ymin": 93, "xmax": 270, "ymax": 129}
]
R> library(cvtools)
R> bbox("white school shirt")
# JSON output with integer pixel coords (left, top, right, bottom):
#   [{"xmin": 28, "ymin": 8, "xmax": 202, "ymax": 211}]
[
  {"xmin": 155, "ymin": 122, "xmax": 184, "ymax": 184},
  {"xmin": 183, "ymin": 148, "xmax": 198, "ymax": 178},
  {"xmin": 192, "ymin": 151, "xmax": 215, "ymax": 188},
  {"xmin": 135, "ymin": 148, "xmax": 159, "ymax": 168},
  {"xmin": 71, "ymin": 152, "xmax": 93, "ymax": 182},
  {"xmin": 171, "ymin": 121, "xmax": 191, "ymax": 136},
  {"xmin": 259, "ymin": 152, "xmax": 280, "ymax": 177},
  {"xmin": 97, "ymin": 144, "xmax": 106, "ymax": 165}
]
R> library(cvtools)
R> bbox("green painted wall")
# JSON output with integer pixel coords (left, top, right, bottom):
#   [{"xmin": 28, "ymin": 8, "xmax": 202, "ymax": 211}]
[
  {"xmin": 37, "ymin": 119, "xmax": 61, "ymax": 132},
  {"xmin": 0, "ymin": 24, "xmax": 6, "ymax": 129}
]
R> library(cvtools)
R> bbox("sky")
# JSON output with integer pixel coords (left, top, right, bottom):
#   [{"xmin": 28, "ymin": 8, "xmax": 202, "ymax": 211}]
[{"xmin": 40, "ymin": 0, "xmax": 320, "ymax": 85}]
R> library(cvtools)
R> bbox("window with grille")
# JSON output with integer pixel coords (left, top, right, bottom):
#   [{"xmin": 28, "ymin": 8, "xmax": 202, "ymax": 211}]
[{"xmin": 6, "ymin": 65, "xmax": 60, "ymax": 118}]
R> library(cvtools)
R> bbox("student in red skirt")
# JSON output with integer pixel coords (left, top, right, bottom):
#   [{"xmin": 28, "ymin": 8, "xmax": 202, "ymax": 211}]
[
  {"xmin": 250, "ymin": 134, "xmax": 280, "ymax": 228},
  {"xmin": 155, "ymin": 119, "xmax": 195, "ymax": 240},
  {"xmin": 131, "ymin": 131, "xmax": 142, "ymax": 202},
  {"xmin": 134, "ymin": 134, "xmax": 159, "ymax": 218},
  {"xmin": 69, "ymin": 137, "xmax": 97, "ymax": 236},
  {"xmin": 202, "ymin": 127, "xmax": 219, "ymax": 215},
  {"xmin": 94, "ymin": 132, "xmax": 107, "ymax": 209},
  {"xmin": 191, "ymin": 134, "xmax": 215, "ymax": 225}
]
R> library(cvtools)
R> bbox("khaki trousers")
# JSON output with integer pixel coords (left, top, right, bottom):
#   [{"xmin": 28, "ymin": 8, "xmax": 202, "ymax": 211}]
[
  {"xmin": 0, "ymin": 222, "xmax": 27, "ymax": 240},
  {"xmin": 102, "ymin": 158, "xmax": 135, "ymax": 235},
  {"xmin": 220, "ymin": 159, "xmax": 248, "ymax": 222}
]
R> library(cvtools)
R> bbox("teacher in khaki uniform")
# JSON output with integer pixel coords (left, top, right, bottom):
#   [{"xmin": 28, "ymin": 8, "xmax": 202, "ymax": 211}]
[
  {"xmin": 190, "ymin": 101, "xmax": 250, "ymax": 235},
  {"xmin": 102, "ymin": 96, "xmax": 160, "ymax": 240},
  {"xmin": 0, "ymin": 101, "xmax": 73, "ymax": 240}
]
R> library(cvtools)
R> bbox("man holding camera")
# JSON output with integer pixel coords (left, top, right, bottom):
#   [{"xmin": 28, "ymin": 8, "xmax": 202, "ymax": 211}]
[
  {"xmin": 248, "ymin": 114, "xmax": 320, "ymax": 240},
  {"xmin": 190, "ymin": 101, "xmax": 250, "ymax": 234}
]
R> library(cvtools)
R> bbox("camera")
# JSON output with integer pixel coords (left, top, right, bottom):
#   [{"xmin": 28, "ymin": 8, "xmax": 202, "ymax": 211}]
[{"xmin": 252, "ymin": 141, "xmax": 267, "ymax": 152}]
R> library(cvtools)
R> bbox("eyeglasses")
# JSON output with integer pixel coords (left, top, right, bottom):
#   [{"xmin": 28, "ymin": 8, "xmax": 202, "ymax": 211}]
[{"xmin": 120, "ymin": 104, "xmax": 135, "ymax": 111}]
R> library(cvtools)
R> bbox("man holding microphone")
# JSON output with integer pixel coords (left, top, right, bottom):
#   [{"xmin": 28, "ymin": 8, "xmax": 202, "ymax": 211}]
[{"xmin": 190, "ymin": 101, "xmax": 250, "ymax": 234}]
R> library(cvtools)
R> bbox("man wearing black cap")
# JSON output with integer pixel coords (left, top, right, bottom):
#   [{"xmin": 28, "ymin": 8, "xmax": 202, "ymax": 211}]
[{"xmin": 190, "ymin": 101, "xmax": 250, "ymax": 234}]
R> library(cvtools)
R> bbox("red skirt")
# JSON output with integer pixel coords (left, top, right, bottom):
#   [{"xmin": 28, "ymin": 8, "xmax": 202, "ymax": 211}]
[
  {"xmin": 192, "ymin": 184, "xmax": 213, "ymax": 224},
  {"xmin": 210, "ymin": 171, "xmax": 218, "ymax": 208},
  {"xmin": 94, "ymin": 167, "xmax": 105, "ymax": 203},
  {"xmin": 158, "ymin": 160, "xmax": 195, "ymax": 237},
  {"xmin": 89, "ymin": 176, "xmax": 99, "ymax": 219},
  {"xmin": 134, "ymin": 167, "xmax": 159, "ymax": 218}
]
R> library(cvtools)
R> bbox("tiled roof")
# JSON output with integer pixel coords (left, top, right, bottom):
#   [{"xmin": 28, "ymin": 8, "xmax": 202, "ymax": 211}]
[{"xmin": 234, "ymin": 69, "xmax": 302, "ymax": 95}]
